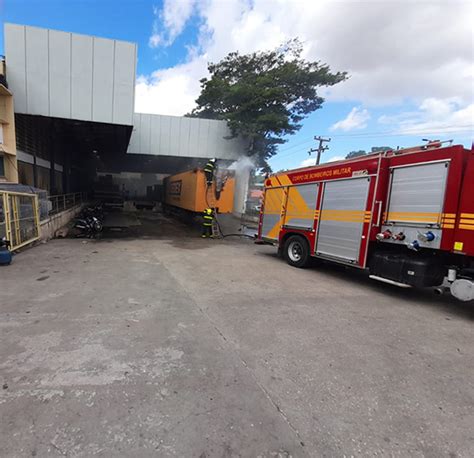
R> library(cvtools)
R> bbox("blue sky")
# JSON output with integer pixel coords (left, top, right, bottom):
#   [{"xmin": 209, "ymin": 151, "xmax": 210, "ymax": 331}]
[{"xmin": 1, "ymin": 0, "xmax": 472, "ymax": 171}]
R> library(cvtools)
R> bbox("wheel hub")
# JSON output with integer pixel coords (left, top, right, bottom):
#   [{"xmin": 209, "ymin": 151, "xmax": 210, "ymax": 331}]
[{"xmin": 288, "ymin": 241, "xmax": 302, "ymax": 262}]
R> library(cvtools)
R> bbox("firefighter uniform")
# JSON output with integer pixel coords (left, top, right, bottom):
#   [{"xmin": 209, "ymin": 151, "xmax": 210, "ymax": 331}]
[
  {"xmin": 202, "ymin": 208, "xmax": 214, "ymax": 238},
  {"xmin": 204, "ymin": 159, "xmax": 216, "ymax": 186}
]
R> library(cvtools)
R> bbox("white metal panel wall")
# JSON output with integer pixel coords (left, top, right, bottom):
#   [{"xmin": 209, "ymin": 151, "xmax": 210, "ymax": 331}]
[
  {"xmin": 92, "ymin": 38, "xmax": 114, "ymax": 123},
  {"xmin": 160, "ymin": 115, "xmax": 172, "ymax": 156},
  {"xmin": 25, "ymin": 26, "xmax": 49, "ymax": 115},
  {"xmin": 4, "ymin": 24, "xmax": 27, "ymax": 113},
  {"xmin": 150, "ymin": 114, "xmax": 161, "ymax": 155},
  {"xmin": 128, "ymin": 113, "xmax": 246, "ymax": 160},
  {"xmin": 71, "ymin": 34, "xmax": 93, "ymax": 120},
  {"xmin": 113, "ymin": 41, "xmax": 136, "ymax": 125},
  {"xmin": 4, "ymin": 23, "xmax": 136, "ymax": 125},
  {"xmin": 49, "ymin": 30, "xmax": 71, "ymax": 119}
]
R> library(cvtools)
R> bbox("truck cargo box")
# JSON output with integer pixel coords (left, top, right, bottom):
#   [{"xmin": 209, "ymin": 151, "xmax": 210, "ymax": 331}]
[{"xmin": 164, "ymin": 169, "xmax": 235, "ymax": 214}]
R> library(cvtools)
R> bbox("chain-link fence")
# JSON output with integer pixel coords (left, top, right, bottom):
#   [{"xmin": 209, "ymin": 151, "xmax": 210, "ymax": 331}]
[{"xmin": 0, "ymin": 191, "xmax": 40, "ymax": 250}]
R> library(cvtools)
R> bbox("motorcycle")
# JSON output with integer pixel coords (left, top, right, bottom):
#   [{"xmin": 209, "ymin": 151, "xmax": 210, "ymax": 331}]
[{"xmin": 73, "ymin": 215, "xmax": 103, "ymax": 238}]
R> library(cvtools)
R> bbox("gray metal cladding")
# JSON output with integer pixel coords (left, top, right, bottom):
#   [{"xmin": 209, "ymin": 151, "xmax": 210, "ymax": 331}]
[
  {"xmin": 127, "ymin": 113, "xmax": 247, "ymax": 159},
  {"xmin": 261, "ymin": 187, "xmax": 284, "ymax": 239},
  {"xmin": 285, "ymin": 183, "xmax": 319, "ymax": 229},
  {"xmin": 4, "ymin": 24, "xmax": 27, "ymax": 112},
  {"xmin": 49, "ymin": 29, "xmax": 71, "ymax": 119},
  {"xmin": 262, "ymin": 214, "xmax": 281, "ymax": 240},
  {"xmin": 4, "ymin": 23, "xmax": 136, "ymax": 125},
  {"xmin": 317, "ymin": 220, "xmax": 365, "ymax": 261},
  {"xmin": 71, "ymin": 33, "xmax": 93, "ymax": 120},
  {"xmin": 387, "ymin": 161, "xmax": 449, "ymax": 224},
  {"xmin": 316, "ymin": 177, "xmax": 370, "ymax": 262},
  {"xmin": 321, "ymin": 177, "xmax": 370, "ymax": 211}
]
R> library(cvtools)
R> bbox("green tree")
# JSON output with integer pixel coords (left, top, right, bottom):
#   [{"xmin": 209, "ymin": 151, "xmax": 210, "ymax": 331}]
[
  {"xmin": 189, "ymin": 40, "xmax": 347, "ymax": 171},
  {"xmin": 370, "ymin": 146, "xmax": 392, "ymax": 153},
  {"xmin": 345, "ymin": 150, "xmax": 367, "ymax": 159},
  {"xmin": 345, "ymin": 146, "xmax": 393, "ymax": 159}
]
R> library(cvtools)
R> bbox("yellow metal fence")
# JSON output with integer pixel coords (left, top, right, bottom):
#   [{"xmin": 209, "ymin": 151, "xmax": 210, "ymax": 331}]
[{"xmin": 0, "ymin": 191, "xmax": 40, "ymax": 251}]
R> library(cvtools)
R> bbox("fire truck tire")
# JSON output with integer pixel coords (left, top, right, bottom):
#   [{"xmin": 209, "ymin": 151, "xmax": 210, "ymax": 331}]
[{"xmin": 283, "ymin": 235, "xmax": 310, "ymax": 268}]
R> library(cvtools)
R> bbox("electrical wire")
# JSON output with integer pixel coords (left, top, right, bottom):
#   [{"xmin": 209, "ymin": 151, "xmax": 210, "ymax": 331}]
[{"xmin": 270, "ymin": 127, "xmax": 473, "ymax": 164}]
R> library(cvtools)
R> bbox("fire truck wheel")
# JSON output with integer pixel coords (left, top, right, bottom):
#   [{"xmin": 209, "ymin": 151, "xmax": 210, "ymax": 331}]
[{"xmin": 284, "ymin": 235, "xmax": 310, "ymax": 268}]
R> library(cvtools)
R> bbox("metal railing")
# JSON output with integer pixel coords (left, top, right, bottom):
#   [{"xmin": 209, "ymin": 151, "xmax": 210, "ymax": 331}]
[
  {"xmin": 49, "ymin": 192, "xmax": 86, "ymax": 215},
  {"xmin": 0, "ymin": 190, "xmax": 40, "ymax": 251}
]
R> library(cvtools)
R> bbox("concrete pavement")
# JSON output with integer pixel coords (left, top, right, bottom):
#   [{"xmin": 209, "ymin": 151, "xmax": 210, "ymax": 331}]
[{"xmin": 1, "ymin": 213, "xmax": 473, "ymax": 456}]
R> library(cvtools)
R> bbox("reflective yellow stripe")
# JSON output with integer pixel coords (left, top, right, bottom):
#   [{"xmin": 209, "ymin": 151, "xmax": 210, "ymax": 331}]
[
  {"xmin": 443, "ymin": 213, "xmax": 456, "ymax": 218},
  {"xmin": 459, "ymin": 224, "xmax": 474, "ymax": 230},
  {"xmin": 460, "ymin": 219, "xmax": 474, "ymax": 225},
  {"xmin": 320, "ymin": 210, "xmax": 368, "ymax": 222},
  {"xmin": 386, "ymin": 212, "xmax": 440, "ymax": 223},
  {"xmin": 442, "ymin": 224, "xmax": 455, "ymax": 229},
  {"xmin": 277, "ymin": 174, "xmax": 292, "ymax": 186},
  {"xmin": 460, "ymin": 213, "xmax": 474, "ymax": 218},
  {"xmin": 442, "ymin": 218, "xmax": 455, "ymax": 223}
]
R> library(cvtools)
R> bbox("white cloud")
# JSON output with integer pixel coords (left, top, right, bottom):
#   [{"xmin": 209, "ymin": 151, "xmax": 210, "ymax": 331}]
[
  {"xmin": 326, "ymin": 155, "xmax": 345, "ymax": 163},
  {"xmin": 300, "ymin": 154, "xmax": 345, "ymax": 168},
  {"xmin": 378, "ymin": 97, "xmax": 474, "ymax": 136},
  {"xmin": 149, "ymin": 33, "xmax": 162, "ymax": 48},
  {"xmin": 139, "ymin": 0, "xmax": 473, "ymax": 117},
  {"xmin": 135, "ymin": 58, "xmax": 207, "ymax": 116},
  {"xmin": 331, "ymin": 107, "xmax": 370, "ymax": 131},
  {"xmin": 149, "ymin": 0, "xmax": 197, "ymax": 48},
  {"xmin": 299, "ymin": 157, "xmax": 316, "ymax": 168}
]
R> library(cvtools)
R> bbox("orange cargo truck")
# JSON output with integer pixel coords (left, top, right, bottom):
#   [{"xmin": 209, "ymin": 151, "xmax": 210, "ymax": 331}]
[{"xmin": 163, "ymin": 168, "xmax": 235, "ymax": 214}]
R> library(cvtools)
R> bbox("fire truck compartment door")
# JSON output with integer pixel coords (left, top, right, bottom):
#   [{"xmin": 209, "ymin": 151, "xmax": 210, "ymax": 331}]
[
  {"xmin": 386, "ymin": 161, "xmax": 449, "ymax": 225},
  {"xmin": 261, "ymin": 187, "xmax": 285, "ymax": 240},
  {"xmin": 316, "ymin": 177, "xmax": 371, "ymax": 262},
  {"xmin": 284, "ymin": 183, "xmax": 319, "ymax": 229}
]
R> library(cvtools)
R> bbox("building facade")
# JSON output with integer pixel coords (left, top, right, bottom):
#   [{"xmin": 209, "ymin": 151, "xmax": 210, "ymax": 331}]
[{"xmin": 3, "ymin": 23, "xmax": 248, "ymax": 196}]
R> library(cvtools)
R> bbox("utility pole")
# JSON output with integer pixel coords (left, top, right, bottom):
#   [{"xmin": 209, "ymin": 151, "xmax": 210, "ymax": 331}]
[{"xmin": 308, "ymin": 136, "xmax": 331, "ymax": 165}]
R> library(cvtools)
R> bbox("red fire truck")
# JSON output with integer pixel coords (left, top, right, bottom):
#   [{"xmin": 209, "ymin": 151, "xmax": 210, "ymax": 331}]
[{"xmin": 257, "ymin": 142, "xmax": 474, "ymax": 301}]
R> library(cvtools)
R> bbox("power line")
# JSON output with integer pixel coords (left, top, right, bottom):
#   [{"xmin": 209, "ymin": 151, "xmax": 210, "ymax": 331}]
[
  {"xmin": 308, "ymin": 136, "xmax": 331, "ymax": 166},
  {"xmin": 270, "ymin": 127, "xmax": 472, "ymax": 164},
  {"xmin": 275, "ymin": 124, "xmax": 472, "ymax": 153}
]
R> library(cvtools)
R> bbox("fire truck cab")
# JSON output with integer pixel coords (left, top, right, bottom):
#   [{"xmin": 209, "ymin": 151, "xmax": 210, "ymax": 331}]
[{"xmin": 257, "ymin": 142, "xmax": 474, "ymax": 301}]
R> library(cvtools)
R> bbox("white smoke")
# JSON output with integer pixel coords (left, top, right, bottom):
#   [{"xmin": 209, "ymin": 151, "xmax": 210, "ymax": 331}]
[
  {"xmin": 227, "ymin": 156, "xmax": 255, "ymax": 216},
  {"xmin": 227, "ymin": 155, "xmax": 256, "ymax": 173}
]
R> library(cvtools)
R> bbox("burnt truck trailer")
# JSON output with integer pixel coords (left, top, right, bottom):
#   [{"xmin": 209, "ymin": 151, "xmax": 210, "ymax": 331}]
[
  {"xmin": 257, "ymin": 142, "xmax": 474, "ymax": 301},
  {"xmin": 163, "ymin": 168, "xmax": 235, "ymax": 215}
]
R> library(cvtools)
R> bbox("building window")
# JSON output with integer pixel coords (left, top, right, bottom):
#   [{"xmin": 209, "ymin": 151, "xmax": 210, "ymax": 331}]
[
  {"xmin": 0, "ymin": 124, "xmax": 3, "ymax": 144},
  {"xmin": 0, "ymin": 154, "xmax": 5, "ymax": 177}
]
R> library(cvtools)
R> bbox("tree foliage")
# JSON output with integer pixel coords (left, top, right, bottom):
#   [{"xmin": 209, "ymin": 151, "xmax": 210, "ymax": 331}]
[
  {"xmin": 345, "ymin": 146, "xmax": 392, "ymax": 159},
  {"xmin": 188, "ymin": 40, "xmax": 347, "ymax": 171},
  {"xmin": 345, "ymin": 150, "xmax": 367, "ymax": 159}
]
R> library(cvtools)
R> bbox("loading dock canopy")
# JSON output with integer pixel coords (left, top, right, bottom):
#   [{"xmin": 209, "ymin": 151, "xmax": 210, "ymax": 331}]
[{"xmin": 15, "ymin": 113, "xmax": 132, "ymax": 193}]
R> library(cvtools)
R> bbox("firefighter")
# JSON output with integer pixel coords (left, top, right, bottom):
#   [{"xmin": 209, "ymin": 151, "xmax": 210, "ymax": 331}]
[
  {"xmin": 202, "ymin": 207, "xmax": 214, "ymax": 238},
  {"xmin": 204, "ymin": 158, "xmax": 217, "ymax": 186}
]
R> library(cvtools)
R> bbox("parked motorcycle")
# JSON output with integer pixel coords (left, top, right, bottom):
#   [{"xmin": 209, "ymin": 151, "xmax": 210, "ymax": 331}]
[{"xmin": 73, "ymin": 215, "xmax": 103, "ymax": 238}]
